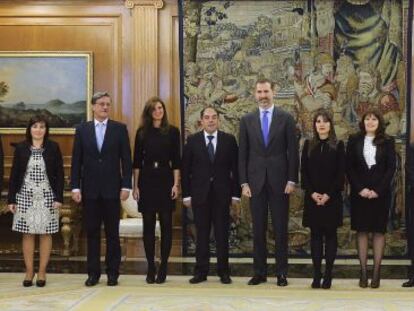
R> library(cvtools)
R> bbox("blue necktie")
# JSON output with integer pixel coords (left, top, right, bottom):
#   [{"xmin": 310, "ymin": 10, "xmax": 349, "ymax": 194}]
[
  {"xmin": 261, "ymin": 110, "xmax": 269, "ymax": 147},
  {"xmin": 207, "ymin": 135, "xmax": 215, "ymax": 162},
  {"xmin": 96, "ymin": 122, "xmax": 104, "ymax": 151}
]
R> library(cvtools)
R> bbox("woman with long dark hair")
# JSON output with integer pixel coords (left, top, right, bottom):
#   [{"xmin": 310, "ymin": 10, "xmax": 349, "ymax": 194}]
[
  {"xmin": 8, "ymin": 115, "xmax": 64, "ymax": 287},
  {"xmin": 301, "ymin": 109, "xmax": 345, "ymax": 289},
  {"xmin": 133, "ymin": 96, "xmax": 180, "ymax": 284},
  {"xmin": 346, "ymin": 109, "xmax": 396, "ymax": 288}
]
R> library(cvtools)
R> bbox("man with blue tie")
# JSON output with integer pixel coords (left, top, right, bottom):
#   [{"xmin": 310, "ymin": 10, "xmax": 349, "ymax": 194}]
[
  {"xmin": 71, "ymin": 91, "xmax": 132, "ymax": 287},
  {"xmin": 239, "ymin": 78, "xmax": 299, "ymax": 286},
  {"xmin": 182, "ymin": 107, "xmax": 240, "ymax": 284}
]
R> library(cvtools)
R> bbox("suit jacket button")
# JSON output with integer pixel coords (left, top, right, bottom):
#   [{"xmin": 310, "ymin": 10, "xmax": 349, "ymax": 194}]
[
  {"xmin": 98, "ymin": 159, "xmax": 102, "ymax": 163},
  {"xmin": 210, "ymin": 177, "xmax": 214, "ymax": 182}
]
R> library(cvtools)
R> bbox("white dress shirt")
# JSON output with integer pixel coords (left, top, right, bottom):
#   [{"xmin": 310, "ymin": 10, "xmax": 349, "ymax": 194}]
[
  {"xmin": 259, "ymin": 104, "xmax": 275, "ymax": 132},
  {"xmin": 363, "ymin": 135, "xmax": 377, "ymax": 169}
]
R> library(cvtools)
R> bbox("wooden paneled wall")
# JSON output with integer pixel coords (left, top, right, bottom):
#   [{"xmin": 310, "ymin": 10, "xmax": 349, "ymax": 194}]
[
  {"xmin": 0, "ymin": 0, "xmax": 182, "ymax": 252},
  {"xmin": 0, "ymin": 0, "xmax": 180, "ymax": 156}
]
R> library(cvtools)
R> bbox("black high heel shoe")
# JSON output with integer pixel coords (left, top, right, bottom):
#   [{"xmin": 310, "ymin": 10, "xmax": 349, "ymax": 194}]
[
  {"xmin": 322, "ymin": 275, "xmax": 332, "ymax": 289},
  {"xmin": 22, "ymin": 274, "xmax": 34, "ymax": 287},
  {"xmin": 36, "ymin": 279, "xmax": 46, "ymax": 287},
  {"xmin": 155, "ymin": 263, "xmax": 167, "ymax": 284},
  {"xmin": 146, "ymin": 270, "xmax": 156, "ymax": 284},
  {"xmin": 359, "ymin": 269, "xmax": 368, "ymax": 288},
  {"xmin": 370, "ymin": 270, "xmax": 381, "ymax": 289},
  {"xmin": 311, "ymin": 273, "xmax": 322, "ymax": 289}
]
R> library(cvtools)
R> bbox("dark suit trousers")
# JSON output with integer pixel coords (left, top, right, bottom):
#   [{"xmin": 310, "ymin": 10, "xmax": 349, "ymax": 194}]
[
  {"xmin": 250, "ymin": 183, "xmax": 289, "ymax": 277},
  {"xmin": 193, "ymin": 188, "xmax": 230, "ymax": 277},
  {"xmin": 83, "ymin": 197, "xmax": 121, "ymax": 278}
]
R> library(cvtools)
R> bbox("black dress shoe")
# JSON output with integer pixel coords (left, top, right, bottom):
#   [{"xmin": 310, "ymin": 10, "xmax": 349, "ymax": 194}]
[
  {"xmin": 219, "ymin": 274, "xmax": 232, "ymax": 284},
  {"xmin": 107, "ymin": 276, "xmax": 118, "ymax": 286},
  {"xmin": 22, "ymin": 279, "xmax": 33, "ymax": 287},
  {"xmin": 189, "ymin": 275, "xmax": 207, "ymax": 284},
  {"xmin": 277, "ymin": 275, "xmax": 288, "ymax": 287},
  {"xmin": 36, "ymin": 279, "xmax": 46, "ymax": 287},
  {"xmin": 248, "ymin": 275, "xmax": 267, "ymax": 285},
  {"xmin": 402, "ymin": 277, "xmax": 414, "ymax": 287},
  {"xmin": 85, "ymin": 276, "xmax": 100, "ymax": 287}
]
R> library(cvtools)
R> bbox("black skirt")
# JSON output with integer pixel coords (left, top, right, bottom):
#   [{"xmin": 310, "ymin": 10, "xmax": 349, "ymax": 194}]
[{"xmin": 138, "ymin": 166, "xmax": 175, "ymax": 213}]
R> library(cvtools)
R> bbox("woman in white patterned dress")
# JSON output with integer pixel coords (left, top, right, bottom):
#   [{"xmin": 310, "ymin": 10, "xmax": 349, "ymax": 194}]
[{"xmin": 8, "ymin": 116, "xmax": 64, "ymax": 287}]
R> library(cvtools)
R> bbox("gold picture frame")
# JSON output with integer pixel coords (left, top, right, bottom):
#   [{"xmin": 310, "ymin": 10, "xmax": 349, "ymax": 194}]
[{"xmin": 0, "ymin": 51, "xmax": 93, "ymax": 134}]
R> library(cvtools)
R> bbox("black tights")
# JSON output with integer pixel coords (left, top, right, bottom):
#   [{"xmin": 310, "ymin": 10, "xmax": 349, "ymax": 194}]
[
  {"xmin": 357, "ymin": 232, "xmax": 384, "ymax": 279},
  {"xmin": 310, "ymin": 227, "xmax": 337, "ymax": 277},
  {"xmin": 142, "ymin": 210, "xmax": 172, "ymax": 272}
]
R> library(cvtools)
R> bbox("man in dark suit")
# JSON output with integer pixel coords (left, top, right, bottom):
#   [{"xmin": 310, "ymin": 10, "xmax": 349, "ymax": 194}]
[
  {"xmin": 182, "ymin": 106, "xmax": 240, "ymax": 284},
  {"xmin": 239, "ymin": 78, "xmax": 299, "ymax": 286},
  {"xmin": 71, "ymin": 91, "xmax": 132, "ymax": 287},
  {"xmin": 403, "ymin": 143, "xmax": 414, "ymax": 287}
]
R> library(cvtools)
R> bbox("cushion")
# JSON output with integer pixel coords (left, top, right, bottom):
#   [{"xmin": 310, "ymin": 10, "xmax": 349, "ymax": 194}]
[
  {"xmin": 119, "ymin": 218, "xmax": 161, "ymax": 238},
  {"xmin": 121, "ymin": 191, "xmax": 140, "ymax": 218}
]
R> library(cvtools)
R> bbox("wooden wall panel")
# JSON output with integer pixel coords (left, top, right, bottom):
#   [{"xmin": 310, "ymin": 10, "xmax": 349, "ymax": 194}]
[
  {"xmin": 0, "ymin": 0, "xmax": 182, "ymax": 255},
  {"xmin": 0, "ymin": 6, "xmax": 131, "ymax": 162},
  {"xmin": 159, "ymin": 2, "xmax": 180, "ymax": 127}
]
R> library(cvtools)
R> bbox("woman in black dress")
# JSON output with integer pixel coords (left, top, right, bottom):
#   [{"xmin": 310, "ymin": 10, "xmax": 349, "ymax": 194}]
[
  {"xmin": 301, "ymin": 109, "xmax": 345, "ymax": 289},
  {"xmin": 133, "ymin": 96, "xmax": 180, "ymax": 284},
  {"xmin": 346, "ymin": 109, "xmax": 396, "ymax": 288}
]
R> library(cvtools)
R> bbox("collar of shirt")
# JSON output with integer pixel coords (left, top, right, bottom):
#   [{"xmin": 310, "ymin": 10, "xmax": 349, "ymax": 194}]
[
  {"xmin": 203, "ymin": 130, "xmax": 218, "ymax": 149},
  {"xmin": 94, "ymin": 118, "xmax": 109, "ymax": 127},
  {"xmin": 259, "ymin": 104, "xmax": 274, "ymax": 129},
  {"xmin": 259, "ymin": 104, "xmax": 275, "ymax": 116}
]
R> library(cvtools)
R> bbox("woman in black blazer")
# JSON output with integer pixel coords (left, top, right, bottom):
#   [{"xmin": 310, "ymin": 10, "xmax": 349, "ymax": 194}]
[
  {"xmin": 8, "ymin": 115, "xmax": 64, "ymax": 287},
  {"xmin": 301, "ymin": 109, "xmax": 345, "ymax": 289},
  {"xmin": 133, "ymin": 97, "xmax": 180, "ymax": 284},
  {"xmin": 346, "ymin": 109, "xmax": 396, "ymax": 288}
]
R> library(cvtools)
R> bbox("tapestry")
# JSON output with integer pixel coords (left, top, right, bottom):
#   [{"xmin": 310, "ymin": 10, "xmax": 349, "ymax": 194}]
[{"xmin": 181, "ymin": 0, "xmax": 410, "ymax": 258}]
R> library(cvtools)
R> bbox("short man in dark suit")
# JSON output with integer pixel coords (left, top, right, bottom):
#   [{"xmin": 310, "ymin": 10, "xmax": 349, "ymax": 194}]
[
  {"xmin": 71, "ymin": 91, "xmax": 132, "ymax": 287},
  {"xmin": 239, "ymin": 78, "xmax": 299, "ymax": 286},
  {"xmin": 182, "ymin": 106, "xmax": 240, "ymax": 284},
  {"xmin": 403, "ymin": 143, "xmax": 414, "ymax": 287}
]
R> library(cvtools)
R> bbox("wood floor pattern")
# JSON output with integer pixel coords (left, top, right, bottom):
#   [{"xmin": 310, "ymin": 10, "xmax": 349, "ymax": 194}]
[{"xmin": 0, "ymin": 273, "xmax": 413, "ymax": 310}]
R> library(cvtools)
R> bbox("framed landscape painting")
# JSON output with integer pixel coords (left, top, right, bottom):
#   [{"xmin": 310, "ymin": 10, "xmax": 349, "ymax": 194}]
[{"xmin": 0, "ymin": 51, "xmax": 93, "ymax": 134}]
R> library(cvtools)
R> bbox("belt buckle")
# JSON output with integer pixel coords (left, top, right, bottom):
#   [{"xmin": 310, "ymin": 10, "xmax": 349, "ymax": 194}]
[{"xmin": 154, "ymin": 161, "xmax": 159, "ymax": 169}]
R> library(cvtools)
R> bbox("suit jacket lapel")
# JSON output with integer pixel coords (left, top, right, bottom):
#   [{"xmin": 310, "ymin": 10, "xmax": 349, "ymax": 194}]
[
  {"xmin": 356, "ymin": 136, "xmax": 369, "ymax": 169},
  {"xmin": 100, "ymin": 119, "xmax": 112, "ymax": 154},
  {"xmin": 252, "ymin": 109, "xmax": 265, "ymax": 149},
  {"xmin": 87, "ymin": 121, "xmax": 100, "ymax": 155},
  {"xmin": 267, "ymin": 107, "xmax": 280, "ymax": 146},
  {"xmin": 214, "ymin": 131, "xmax": 223, "ymax": 163}
]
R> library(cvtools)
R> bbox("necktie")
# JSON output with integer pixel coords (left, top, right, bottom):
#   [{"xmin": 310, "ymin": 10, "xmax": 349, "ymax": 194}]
[
  {"xmin": 261, "ymin": 110, "xmax": 269, "ymax": 147},
  {"xmin": 96, "ymin": 122, "xmax": 104, "ymax": 151},
  {"xmin": 207, "ymin": 135, "xmax": 215, "ymax": 162}
]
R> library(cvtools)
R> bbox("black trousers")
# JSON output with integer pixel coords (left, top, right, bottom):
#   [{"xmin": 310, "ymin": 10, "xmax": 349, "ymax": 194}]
[
  {"xmin": 83, "ymin": 197, "xmax": 121, "ymax": 278},
  {"xmin": 142, "ymin": 209, "xmax": 173, "ymax": 270},
  {"xmin": 250, "ymin": 183, "xmax": 289, "ymax": 277},
  {"xmin": 192, "ymin": 189, "xmax": 230, "ymax": 277},
  {"xmin": 310, "ymin": 226, "xmax": 337, "ymax": 276}
]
